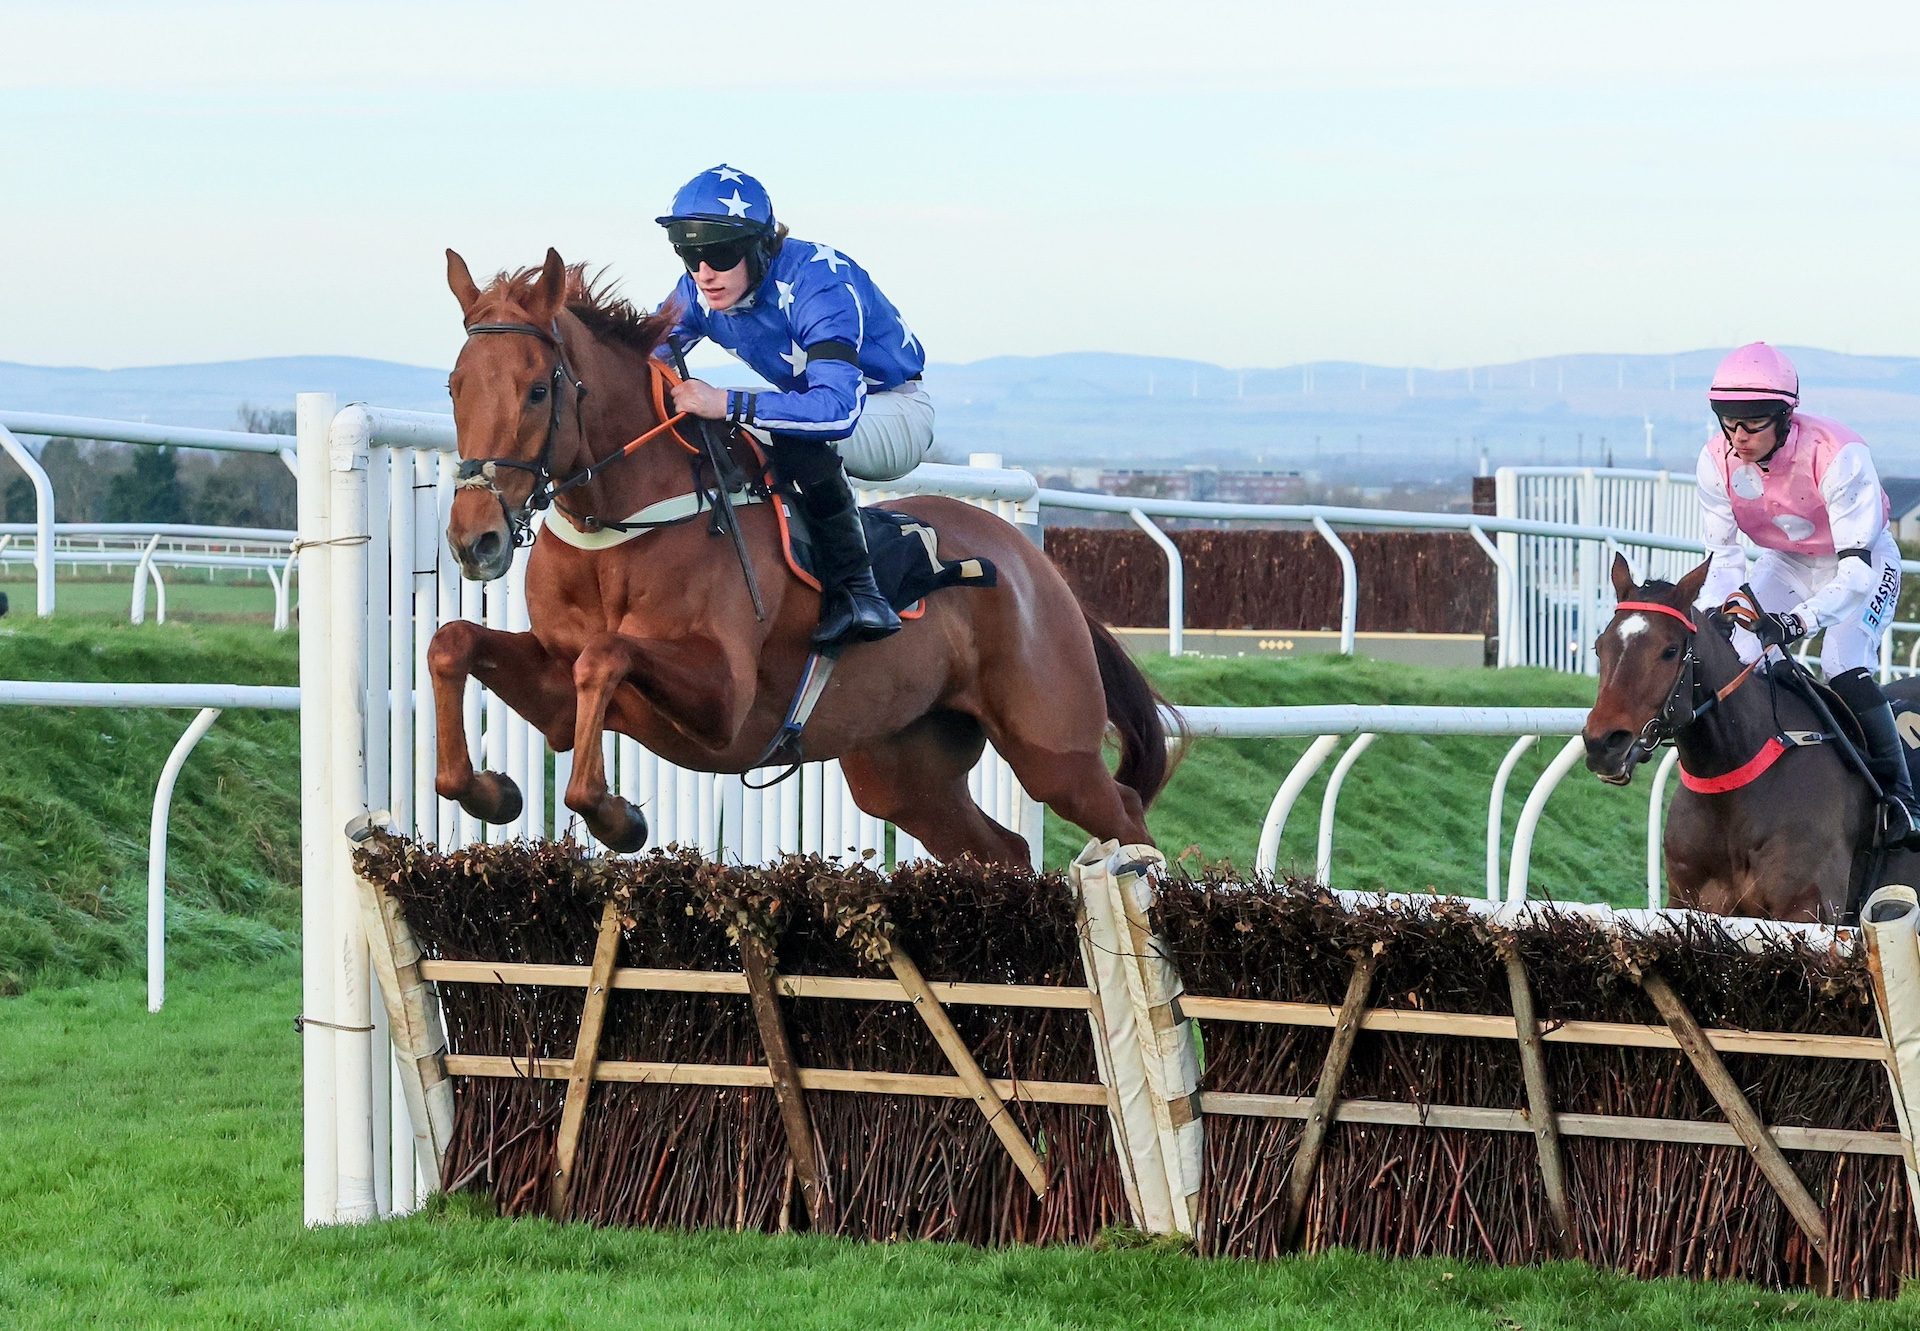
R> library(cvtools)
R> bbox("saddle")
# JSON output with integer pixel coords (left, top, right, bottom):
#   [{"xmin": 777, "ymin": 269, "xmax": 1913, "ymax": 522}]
[{"xmin": 773, "ymin": 501, "xmax": 998, "ymax": 618}]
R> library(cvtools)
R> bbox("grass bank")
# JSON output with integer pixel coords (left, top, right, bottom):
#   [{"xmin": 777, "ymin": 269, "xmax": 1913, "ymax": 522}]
[
  {"xmin": 1, "ymin": 616, "xmax": 1640, "ymax": 995},
  {"xmin": 0, "ymin": 616, "xmax": 299, "ymax": 993}
]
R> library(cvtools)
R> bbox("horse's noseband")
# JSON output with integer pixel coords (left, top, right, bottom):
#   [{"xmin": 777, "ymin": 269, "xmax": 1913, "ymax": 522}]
[{"xmin": 456, "ymin": 319, "xmax": 589, "ymax": 548}]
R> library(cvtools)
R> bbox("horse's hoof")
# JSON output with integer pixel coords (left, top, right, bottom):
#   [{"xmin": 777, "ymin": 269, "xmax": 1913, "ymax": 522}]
[
  {"xmin": 459, "ymin": 771, "xmax": 524, "ymax": 826},
  {"xmin": 587, "ymin": 797, "xmax": 649, "ymax": 854}
]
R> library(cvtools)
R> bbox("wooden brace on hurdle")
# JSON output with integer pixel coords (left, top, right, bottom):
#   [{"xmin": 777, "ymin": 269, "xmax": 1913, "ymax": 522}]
[
  {"xmin": 1279, "ymin": 946, "xmax": 1379, "ymax": 1250},
  {"xmin": 1504, "ymin": 950, "xmax": 1578, "ymax": 1258},
  {"xmin": 549, "ymin": 898, "xmax": 624, "ymax": 1217},
  {"xmin": 878, "ymin": 933, "xmax": 1051, "ymax": 1198},
  {"xmin": 1633, "ymin": 963, "xmax": 1831, "ymax": 1265},
  {"xmin": 737, "ymin": 934, "xmax": 830, "ymax": 1229}
]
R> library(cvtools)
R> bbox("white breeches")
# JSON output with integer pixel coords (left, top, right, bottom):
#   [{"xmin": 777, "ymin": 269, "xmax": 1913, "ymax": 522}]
[
  {"xmin": 1735, "ymin": 529, "xmax": 1901, "ymax": 675},
  {"xmin": 748, "ymin": 383, "xmax": 935, "ymax": 483}
]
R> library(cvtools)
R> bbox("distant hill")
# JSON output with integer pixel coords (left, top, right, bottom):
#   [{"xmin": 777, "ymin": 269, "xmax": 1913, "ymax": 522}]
[{"xmin": 8, "ymin": 347, "xmax": 1920, "ymax": 481}]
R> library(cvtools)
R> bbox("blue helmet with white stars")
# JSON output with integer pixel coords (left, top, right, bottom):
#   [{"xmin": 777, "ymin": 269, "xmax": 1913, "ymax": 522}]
[{"xmin": 656, "ymin": 165, "xmax": 781, "ymax": 290}]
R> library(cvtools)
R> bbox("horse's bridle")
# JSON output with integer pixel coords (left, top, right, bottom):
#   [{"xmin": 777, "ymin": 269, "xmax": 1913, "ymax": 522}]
[
  {"xmin": 1616, "ymin": 600, "xmax": 1760, "ymax": 762},
  {"xmin": 455, "ymin": 320, "xmax": 589, "ymax": 548}
]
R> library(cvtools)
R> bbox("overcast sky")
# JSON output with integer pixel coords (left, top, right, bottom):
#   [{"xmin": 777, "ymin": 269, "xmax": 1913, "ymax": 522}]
[{"xmin": 4, "ymin": 0, "xmax": 1917, "ymax": 371}]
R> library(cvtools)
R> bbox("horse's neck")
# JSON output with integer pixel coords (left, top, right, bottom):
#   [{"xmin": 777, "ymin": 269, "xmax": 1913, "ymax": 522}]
[
  {"xmin": 564, "ymin": 335, "xmax": 688, "ymax": 522},
  {"xmin": 1675, "ymin": 631, "xmax": 1791, "ymax": 770}
]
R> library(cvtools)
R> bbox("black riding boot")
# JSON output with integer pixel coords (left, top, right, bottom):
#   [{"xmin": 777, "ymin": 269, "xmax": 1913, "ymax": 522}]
[
  {"xmin": 793, "ymin": 464, "xmax": 901, "ymax": 648},
  {"xmin": 1831, "ymin": 668, "xmax": 1920, "ymax": 848}
]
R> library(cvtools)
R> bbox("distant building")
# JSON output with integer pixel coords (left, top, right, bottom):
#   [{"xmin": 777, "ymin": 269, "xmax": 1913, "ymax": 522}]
[{"xmin": 1091, "ymin": 466, "xmax": 1304, "ymax": 503}]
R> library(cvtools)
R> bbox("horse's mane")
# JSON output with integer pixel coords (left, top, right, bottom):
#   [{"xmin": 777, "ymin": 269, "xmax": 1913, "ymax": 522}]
[{"xmin": 484, "ymin": 263, "xmax": 679, "ymax": 360}]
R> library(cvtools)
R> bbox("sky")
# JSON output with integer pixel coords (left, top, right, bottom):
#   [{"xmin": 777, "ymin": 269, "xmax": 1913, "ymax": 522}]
[{"xmin": 3, "ymin": 0, "xmax": 1918, "ymax": 372}]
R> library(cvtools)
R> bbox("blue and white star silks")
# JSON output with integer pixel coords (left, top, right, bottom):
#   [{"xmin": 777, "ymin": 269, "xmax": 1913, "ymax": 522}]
[
  {"xmin": 658, "ymin": 235, "xmax": 925, "ymax": 440},
  {"xmin": 716, "ymin": 189, "xmax": 753, "ymax": 218},
  {"xmin": 711, "ymin": 166, "xmax": 745, "ymax": 183}
]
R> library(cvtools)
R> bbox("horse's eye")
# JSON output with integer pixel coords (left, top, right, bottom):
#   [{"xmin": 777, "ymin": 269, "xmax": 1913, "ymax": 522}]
[
  {"xmin": 529, "ymin": 383, "xmax": 549, "ymax": 405},
  {"xmin": 1661, "ymin": 645, "xmax": 1680, "ymax": 660}
]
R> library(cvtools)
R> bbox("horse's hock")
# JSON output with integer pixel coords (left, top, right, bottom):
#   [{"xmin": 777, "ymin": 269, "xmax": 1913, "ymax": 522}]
[{"xmin": 349, "ymin": 833, "xmax": 1920, "ymax": 1298}]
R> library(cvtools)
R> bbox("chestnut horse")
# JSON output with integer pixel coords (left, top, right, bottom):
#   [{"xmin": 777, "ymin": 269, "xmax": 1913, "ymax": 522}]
[
  {"xmin": 428, "ymin": 248, "xmax": 1173, "ymax": 864},
  {"xmin": 1583, "ymin": 553, "xmax": 1920, "ymax": 922}
]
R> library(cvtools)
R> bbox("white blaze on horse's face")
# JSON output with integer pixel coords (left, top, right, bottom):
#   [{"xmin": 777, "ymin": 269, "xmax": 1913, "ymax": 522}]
[{"xmin": 1615, "ymin": 613, "xmax": 1651, "ymax": 646}]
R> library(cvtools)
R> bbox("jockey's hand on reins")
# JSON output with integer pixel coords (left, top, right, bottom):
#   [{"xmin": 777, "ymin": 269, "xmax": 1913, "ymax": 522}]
[{"xmin": 1719, "ymin": 591, "xmax": 1805, "ymax": 650}]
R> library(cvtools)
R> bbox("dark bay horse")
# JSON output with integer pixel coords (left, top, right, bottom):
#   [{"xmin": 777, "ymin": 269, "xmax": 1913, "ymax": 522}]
[
  {"xmin": 1583, "ymin": 553, "xmax": 1920, "ymax": 921},
  {"xmin": 429, "ymin": 248, "xmax": 1173, "ymax": 864}
]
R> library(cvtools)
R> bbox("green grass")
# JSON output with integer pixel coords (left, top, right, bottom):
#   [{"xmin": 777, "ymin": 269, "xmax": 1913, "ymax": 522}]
[
  {"xmin": 3, "ymin": 961, "xmax": 1913, "ymax": 1329},
  {"xmin": 0, "ymin": 618, "xmax": 1646, "ymax": 996},
  {"xmin": 0, "ymin": 616, "xmax": 299, "ymax": 993},
  {"xmin": 1049, "ymin": 653, "xmax": 1649, "ymax": 907},
  {"xmin": 0, "ymin": 573, "xmax": 282, "ymax": 622}
]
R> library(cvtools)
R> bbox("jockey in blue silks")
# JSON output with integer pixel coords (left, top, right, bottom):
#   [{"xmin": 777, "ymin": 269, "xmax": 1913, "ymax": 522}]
[{"xmin": 654, "ymin": 164, "xmax": 933, "ymax": 647}]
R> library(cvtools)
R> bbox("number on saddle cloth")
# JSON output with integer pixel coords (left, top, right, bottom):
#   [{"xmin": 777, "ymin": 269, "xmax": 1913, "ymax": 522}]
[{"xmin": 778, "ymin": 504, "xmax": 997, "ymax": 615}]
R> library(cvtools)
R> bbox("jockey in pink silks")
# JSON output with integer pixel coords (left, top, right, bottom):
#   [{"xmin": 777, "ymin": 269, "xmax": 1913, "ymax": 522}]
[{"xmin": 1693, "ymin": 341, "xmax": 1920, "ymax": 844}]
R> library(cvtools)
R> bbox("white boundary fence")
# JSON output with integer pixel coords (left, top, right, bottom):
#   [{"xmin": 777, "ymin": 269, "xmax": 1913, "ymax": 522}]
[{"xmin": 0, "ymin": 410, "xmax": 295, "ymax": 618}]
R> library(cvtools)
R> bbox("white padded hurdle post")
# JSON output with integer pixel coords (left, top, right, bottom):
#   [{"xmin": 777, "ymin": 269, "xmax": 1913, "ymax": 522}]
[
  {"xmin": 1070, "ymin": 838, "xmax": 1202, "ymax": 1236},
  {"xmin": 1862, "ymin": 884, "xmax": 1920, "ymax": 1223}
]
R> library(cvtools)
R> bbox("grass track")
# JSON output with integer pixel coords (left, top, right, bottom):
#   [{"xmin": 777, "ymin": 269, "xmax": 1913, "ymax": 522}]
[
  {"xmin": 0, "ymin": 573, "xmax": 282, "ymax": 622},
  {"xmin": 2, "ymin": 962, "xmax": 1911, "ymax": 1328}
]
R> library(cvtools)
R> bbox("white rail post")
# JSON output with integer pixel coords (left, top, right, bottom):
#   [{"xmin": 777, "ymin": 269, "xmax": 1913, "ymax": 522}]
[
  {"xmin": 0, "ymin": 425, "xmax": 55, "ymax": 616},
  {"xmin": 1256, "ymin": 734, "xmax": 1341, "ymax": 875},
  {"xmin": 325, "ymin": 402, "xmax": 376, "ymax": 1224},
  {"xmin": 1646, "ymin": 748, "xmax": 1680, "ymax": 909},
  {"xmin": 1505, "ymin": 734, "xmax": 1586, "ymax": 903},
  {"xmin": 1469, "ymin": 523, "xmax": 1517, "ymax": 668},
  {"xmin": 1314, "ymin": 733, "xmax": 1375, "ymax": 884},
  {"xmin": 1128, "ymin": 508, "xmax": 1183, "ymax": 657},
  {"xmin": 148, "ymin": 707, "xmax": 221, "ymax": 1012},
  {"xmin": 131, "ymin": 532, "xmax": 161, "ymax": 625},
  {"xmin": 1486, "ymin": 735, "xmax": 1539, "ymax": 900},
  {"xmin": 296, "ymin": 391, "xmax": 339, "ymax": 1226},
  {"xmin": 1310, "ymin": 515, "xmax": 1357, "ymax": 655}
]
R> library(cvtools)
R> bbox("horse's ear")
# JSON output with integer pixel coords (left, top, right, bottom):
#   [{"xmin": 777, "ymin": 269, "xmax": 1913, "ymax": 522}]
[
  {"xmin": 1610, "ymin": 551, "xmax": 1635, "ymax": 602},
  {"xmin": 447, "ymin": 249, "xmax": 481, "ymax": 317},
  {"xmin": 1675, "ymin": 558, "xmax": 1712, "ymax": 609},
  {"xmin": 527, "ymin": 247, "xmax": 567, "ymax": 324}
]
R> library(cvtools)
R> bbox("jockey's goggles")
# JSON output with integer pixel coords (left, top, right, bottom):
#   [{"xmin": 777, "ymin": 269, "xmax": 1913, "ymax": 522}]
[
  {"xmin": 675, "ymin": 238, "xmax": 754, "ymax": 274},
  {"xmin": 1715, "ymin": 407, "xmax": 1785, "ymax": 434},
  {"xmin": 663, "ymin": 218, "xmax": 761, "ymax": 274}
]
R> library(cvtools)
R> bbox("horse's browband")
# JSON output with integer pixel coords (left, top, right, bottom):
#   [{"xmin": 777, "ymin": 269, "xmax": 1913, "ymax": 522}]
[{"xmin": 1615, "ymin": 600, "xmax": 1697, "ymax": 632}]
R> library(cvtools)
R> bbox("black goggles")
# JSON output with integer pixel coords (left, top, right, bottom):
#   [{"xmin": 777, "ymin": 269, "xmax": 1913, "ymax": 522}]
[
  {"xmin": 664, "ymin": 218, "xmax": 761, "ymax": 274},
  {"xmin": 674, "ymin": 237, "xmax": 755, "ymax": 274},
  {"xmin": 1714, "ymin": 406, "xmax": 1785, "ymax": 431}
]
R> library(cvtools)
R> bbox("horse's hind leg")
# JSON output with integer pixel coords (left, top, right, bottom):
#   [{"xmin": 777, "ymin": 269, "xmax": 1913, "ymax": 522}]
[
  {"xmin": 840, "ymin": 711, "xmax": 1032, "ymax": 866},
  {"xmin": 987, "ymin": 726, "xmax": 1151, "ymax": 848},
  {"xmin": 428, "ymin": 619, "xmax": 576, "ymax": 824}
]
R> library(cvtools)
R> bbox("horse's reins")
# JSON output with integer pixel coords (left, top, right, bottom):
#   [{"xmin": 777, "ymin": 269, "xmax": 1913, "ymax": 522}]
[{"xmin": 455, "ymin": 318, "xmax": 700, "ymax": 547}]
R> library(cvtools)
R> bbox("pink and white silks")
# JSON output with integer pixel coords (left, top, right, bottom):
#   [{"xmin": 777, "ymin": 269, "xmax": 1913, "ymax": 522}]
[{"xmin": 1696, "ymin": 411, "xmax": 1899, "ymax": 675}]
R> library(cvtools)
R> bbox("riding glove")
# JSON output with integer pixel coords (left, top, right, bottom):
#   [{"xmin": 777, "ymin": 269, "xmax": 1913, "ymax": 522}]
[{"xmin": 1720, "ymin": 596, "xmax": 1805, "ymax": 649}]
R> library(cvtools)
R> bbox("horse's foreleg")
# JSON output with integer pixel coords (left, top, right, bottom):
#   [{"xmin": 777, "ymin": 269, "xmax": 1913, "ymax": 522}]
[
  {"xmin": 427, "ymin": 619, "xmax": 575, "ymax": 824},
  {"xmin": 564, "ymin": 633, "xmax": 748, "ymax": 852}
]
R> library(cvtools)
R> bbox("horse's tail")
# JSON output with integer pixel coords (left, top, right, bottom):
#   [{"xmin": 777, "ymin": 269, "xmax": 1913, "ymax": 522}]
[{"xmin": 1081, "ymin": 606, "xmax": 1185, "ymax": 809}]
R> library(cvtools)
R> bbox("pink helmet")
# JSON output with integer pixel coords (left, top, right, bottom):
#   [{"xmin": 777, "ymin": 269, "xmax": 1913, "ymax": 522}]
[{"xmin": 1707, "ymin": 342, "xmax": 1799, "ymax": 409}]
